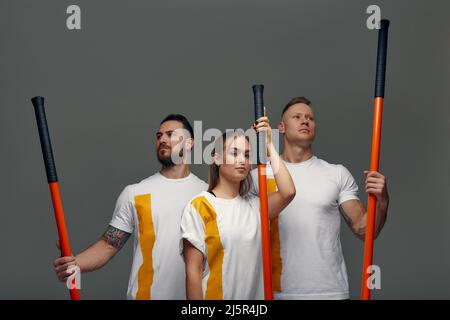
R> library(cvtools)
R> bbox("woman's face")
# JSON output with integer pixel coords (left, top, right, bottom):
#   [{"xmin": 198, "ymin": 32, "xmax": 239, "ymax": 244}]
[{"xmin": 215, "ymin": 135, "xmax": 251, "ymax": 183}]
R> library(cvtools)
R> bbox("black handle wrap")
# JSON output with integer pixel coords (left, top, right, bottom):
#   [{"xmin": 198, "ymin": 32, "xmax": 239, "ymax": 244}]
[
  {"xmin": 374, "ymin": 19, "xmax": 390, "ymax": 98},
  {"xmin": 31, "ymin": 96, "xmax": 58, "ymax": 183},
  {"xmin": 252, "ymin": 84, "xmax": 267, "ymax": 165}
]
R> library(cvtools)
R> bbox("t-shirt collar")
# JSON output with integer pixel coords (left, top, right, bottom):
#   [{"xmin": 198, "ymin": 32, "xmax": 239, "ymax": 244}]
[
  {"xmin": 283, "ymin": 155, "xmax": 316, "ymax": 167},
  {"xmin": 157, "ymin": 171, "xmax": 193, "ymax": 182}
]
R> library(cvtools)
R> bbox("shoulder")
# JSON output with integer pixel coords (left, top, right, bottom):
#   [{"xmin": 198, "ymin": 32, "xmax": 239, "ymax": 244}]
[
  {"xmin": 242, "ymin": 193, "xmax": 260, "ymax": 210},
  {"xmin": 313, "ymin": 157, "xmax": 337, "ymax": 169},
  {"xmin": 314, "ymin": 157, "xmax": 351, "ymax": 175},
  {"xmin": 183, "ymin": 191, "xmax": 219, "ymax": 224},
  {"xmin": 122, "ymin": 173, "xmax": 161, "ymax": 196},
  {"xmin": 186, "ymin": 191, "xmax": 212, "ymax": 208},
  {"xmin": 137, "ymin": 172, "xmax": 163, "ymax": 185},
  {"xmin": 312, "ymin": 158, "xmax": 358, "ymax": 189},
  {"xmin": 189, "ymin": 173, "xmax": 209, "ymax": 189}
]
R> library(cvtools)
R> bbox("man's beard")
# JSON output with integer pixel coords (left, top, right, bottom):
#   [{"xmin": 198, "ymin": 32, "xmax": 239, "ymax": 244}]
[
  {"xmin": 157, "ymin": 154, "xmax": 175, "ymax": 167},
  {"xmin": 157, "ymin": 148, "xmax": 184, "ymax": 167}
]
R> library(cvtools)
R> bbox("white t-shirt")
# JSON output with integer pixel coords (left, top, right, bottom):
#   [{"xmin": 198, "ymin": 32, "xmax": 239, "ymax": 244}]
[
  {"xmin": 250, "ymin": 156, "xmax": 359, "ymax": 300},
  {"xmin": 109, "ymin": 172, "xmax": 208, "ymax": 300},
  {"xmin": 180, "ymin": 191, "xmax": 264, "ymax": 300}
]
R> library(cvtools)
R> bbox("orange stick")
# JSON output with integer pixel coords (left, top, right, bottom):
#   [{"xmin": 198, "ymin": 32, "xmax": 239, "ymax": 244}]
[
  {"xmin": 361, "ymin": 19, "xmax": 390, "ymax": 300},
  {"xmin": 252, "ymin": 84, "xmax": 273, "ymax": 300},
  {"xmin": 257, "ymin": 165, "xmax": 274, "ymax": 300},
  {"xmin": 49, "ymin": 182, "xmax": 80, "ymax": 300},
  {"xmin": 361, "ymin": 97, "xmax": 383, "ymax": 300},
  {"xmin": 32, "ymin": 96, "xmax": 80, "ymax": 300}
]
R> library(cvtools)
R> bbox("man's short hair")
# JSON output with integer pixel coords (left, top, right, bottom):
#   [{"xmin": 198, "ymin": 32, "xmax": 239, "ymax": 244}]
[
  {"xmin": 281, "ymin": 97, "xmax": 312, "ymax": 117},
  {"xmin": 160, "ymin": 114, "xmax": 194, "ymax": 139}
]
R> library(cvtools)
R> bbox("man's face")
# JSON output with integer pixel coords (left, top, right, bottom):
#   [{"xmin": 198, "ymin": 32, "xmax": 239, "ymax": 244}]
[
  {"xmin": 279, "ymin": 103, "xmax": 316, "ymax": 146},
  {"xmin": 156, "ymin": 120, "xmax": 192, "ymax": 166}
]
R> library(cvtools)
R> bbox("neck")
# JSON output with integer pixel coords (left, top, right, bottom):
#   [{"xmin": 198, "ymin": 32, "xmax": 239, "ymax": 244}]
[
  {"xmin": 212, "ymin": 175, "xmax": 241, "ymax": 199},
  {"xmin": 281, "ymin": 140, "xmax": 313, "ymax": 163},
  {"xmin": 160, "ymin": 164, "xmax": 190, "ymax": 179}
]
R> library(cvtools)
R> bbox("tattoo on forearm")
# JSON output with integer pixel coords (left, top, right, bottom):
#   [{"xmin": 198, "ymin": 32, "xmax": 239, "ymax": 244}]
[
  {"xmin": 339, "ymin": 207, "xmax": 353, "ymax": 228},
  {"xmin": 102, "ymin": 226, "xmax": 131, "ymax": 250}
]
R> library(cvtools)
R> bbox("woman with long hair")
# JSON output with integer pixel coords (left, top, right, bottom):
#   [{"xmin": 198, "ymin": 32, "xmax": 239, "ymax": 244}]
[{"xmin": 180, "ymin": 115, "xmax": 295, "ymax": 299}]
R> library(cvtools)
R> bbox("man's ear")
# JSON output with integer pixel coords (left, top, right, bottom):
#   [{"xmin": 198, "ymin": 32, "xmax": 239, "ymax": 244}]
[
  {"xmin": 278, "ymin": 121, "xmax": 285, "ymax": 134},
  {"xmin": 185, "ymin": 138, "xmax": 194, "ymax": 152}
]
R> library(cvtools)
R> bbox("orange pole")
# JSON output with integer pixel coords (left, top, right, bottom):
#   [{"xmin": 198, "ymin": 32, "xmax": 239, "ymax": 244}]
[
  {"xmin": 360, "ymin": 19, "xmax": 390, "ymax": 300},
  {"xmin": 360, "ymin": 97, "xmax": 383, "ymax": 300},
  {"xmin": 252, "ymin": 84, "xmax": 273, "ymax": 300},
  {"xmin": 32, "ymin": 96, "xmax": 80, "ymax": 300},
  {"xmin": 257, "ymin": 164, "xmax": 274, "ymax": 300},
  {"xmin": 49, "ymin": 182, "xmax": 80, "ymax": 300}
]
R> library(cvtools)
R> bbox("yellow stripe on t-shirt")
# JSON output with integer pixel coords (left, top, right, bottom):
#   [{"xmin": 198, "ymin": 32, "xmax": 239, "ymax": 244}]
[
  {"xmin": 134, "ymin": 194, "xmax": 156, "ymax": 300},
  {"xmin": 191, "ymin": 196, "xmax": 224, "ymax": 300},
  {"xmin": 267, "ymin": 179, "xmax": 282, "ymax": 292}
]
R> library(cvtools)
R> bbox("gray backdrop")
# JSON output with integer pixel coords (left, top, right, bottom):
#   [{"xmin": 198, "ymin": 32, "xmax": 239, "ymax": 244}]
[{"xmin": 1, "ymin": 0, "xmax": 449, "ymax": 299}]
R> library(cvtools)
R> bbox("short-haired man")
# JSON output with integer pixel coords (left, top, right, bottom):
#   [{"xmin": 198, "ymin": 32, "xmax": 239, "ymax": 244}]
[
  {"xmin": 53, "ymin": 114, "xmax": 208, "ymax": 299},
  {"xmin": 251, "ymin": 97, "xmax": 389, "ymax": 300}
]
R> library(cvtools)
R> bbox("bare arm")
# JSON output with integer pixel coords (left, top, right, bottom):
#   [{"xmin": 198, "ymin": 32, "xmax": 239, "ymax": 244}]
[
  {"xmin": 76, "ymin": 225, "xmax": 131, "ymax": 272},
  {"xmin": 340, "ymin": 171, "xmax": 389, "ymax": 241},
  {"xmin": 267, "ymin": 143, "xmax": 296, "ymax": 219},
  {"xmin": 183, "ymin": 240, "xmax": 203, "ymax": 300},
  {"xmin": 54, "ymin": 225, "xmax": 131, "ymax": 281},
  {"xmin": 254, "ymin": 115, "xmax": 296, "ymax": 219}
]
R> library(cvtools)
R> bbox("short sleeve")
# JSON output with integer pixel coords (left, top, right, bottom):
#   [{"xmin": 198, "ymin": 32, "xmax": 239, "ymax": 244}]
[
  {"xmin": 337, "ymin": 165, "xmax": 360, "ymax": 205},
  {"xmin": 109, "ymin": 186, "xmax": 134, "ymax": 234},
  {"xmin": 180, "ymin": 202, "xmax": 206, "ymax": 258}
]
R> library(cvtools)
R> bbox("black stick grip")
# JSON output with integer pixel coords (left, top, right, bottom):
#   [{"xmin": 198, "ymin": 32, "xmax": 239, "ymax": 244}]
[
  {"xmin": 31, "ymin": 96, "xmax": 58, "ymax": 183},
  {"xmin": 252, "ymin": 84, "xmax": 267, "ymax": 164},
  {"xmin": 374, "ymin": 19, "xmax": 390, "ymax": 98}
]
